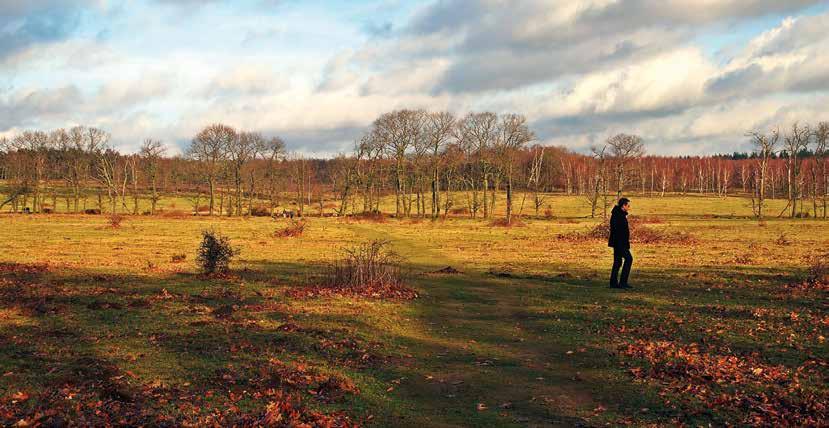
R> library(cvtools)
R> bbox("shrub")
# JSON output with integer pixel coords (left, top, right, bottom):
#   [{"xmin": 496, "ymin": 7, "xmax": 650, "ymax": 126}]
[
  {"xmin": 558, "ymin": 217, "xmax": 695, "ymax": 244},
  {"xmin": 249, "ymin": 205, "xmax": 271, "ymax": 217},
  {"xmin": 808, "ymin": 253, "xmax": 829, "ymax": 286},
  {"xmin": 160, "ymin": 209, "xmax": 190, "ymax": 218},
  {"xmin": 326, "ymin": 240, "xmax": 405, "ymax": 292},
  {"xmin": 275, "ymin": 219, "xmax": 306, "ymax": 238},
  {"xmin": 490, "ymin": 217, "xmax": 525, "ymax": 227},
  {"xmin": 543, "ymin": 207, "xmax": 554, "ymax": 220},
  {"xmin": 171, "ymin": 253, "xmax": 187, "ymax": 263},
  {"xmin": 352, "ymin": 211, "xmax": 386, "ymax": 223},
  {"xmin": 196, "ymin": 230, "xmax": 238, "ymax": 275},
  {"xmin": 109, "ymin": 214, "xmax": 124, "ymax": 228},
  {"xmin": 84, "ymin": 208, "xmax": 102, "ymax": 215},
  {"xmin": 449, "ymin": 206, "xmax": 469, "ymax": 215}
]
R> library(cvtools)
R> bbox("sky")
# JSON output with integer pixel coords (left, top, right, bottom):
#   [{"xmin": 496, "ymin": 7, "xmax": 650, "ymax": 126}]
[{"xmin": 1, "ymin": 0, "xmax": 828, "ymax": 156}]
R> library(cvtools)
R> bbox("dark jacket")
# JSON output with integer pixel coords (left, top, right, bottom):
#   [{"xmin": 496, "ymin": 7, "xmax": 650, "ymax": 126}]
[{"xmin": 608, "ymin": 205, "xmax": 630, "ymax": 249}]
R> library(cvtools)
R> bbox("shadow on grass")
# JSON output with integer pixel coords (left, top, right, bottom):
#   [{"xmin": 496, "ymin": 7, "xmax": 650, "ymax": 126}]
[{"xmin": 0, "ymin": 257, "xmax": 825, "ymax": 426}]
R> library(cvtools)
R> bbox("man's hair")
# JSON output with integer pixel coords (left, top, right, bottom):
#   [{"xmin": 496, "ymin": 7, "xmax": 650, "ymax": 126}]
[{"xmin": 618, "ymin": 197, "xmax": 630, "ymax": 207}]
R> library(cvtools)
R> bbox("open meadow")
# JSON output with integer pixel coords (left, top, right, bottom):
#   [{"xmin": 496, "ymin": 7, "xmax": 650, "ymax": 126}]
[{"xmin": 0, "ymin": 194, "xmax": 827, "ymax": 426}]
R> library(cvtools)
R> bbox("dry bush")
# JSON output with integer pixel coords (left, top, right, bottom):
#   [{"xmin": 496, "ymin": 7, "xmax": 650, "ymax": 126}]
[
  {"xmin": 558, "ymin": 217, "xmax": 695, "ymax": 244},
  {"xmin": 41, "ymin": 207, "xmax": 54, "ymax": 214},
  {"xmin": 196, "ymin": 230, "xmax": 238, "ymax": 275},
  {"xmin": 775, "ymin": 233, "xmax": 791, "ymax": 246},
  {"xmin": 171, "ymin": 253, "xmax": 187, "ymax": 263},
  {"xmin": 288, "ymin": 240, "xmax": 416, "ymax": 299},
  {"xmin": 543, "ymin": 207, "xmax": 554, "ymax": 220},
  {"xmin": 274, "ymin": 219, "xmax": 306, "ymax": 238},
  {"xmin": 807, "ymin": 253, "xmax": 829, "ymax": 286},
  {"xmin": 635, "ymin": 227, "xmax": 696, "ymax": 244},
  {"xmin": 490, "ymin": 217, "xmax": 526, "ymax": 227},
  {"xmin": 108, "ymin": 214, "xmax": 124, "ymax": 228},
  {"xmin": 449, "ymin": 206, "xmax": 469, "ymax": 215},
  {"xmin": 329, "ymin": 240, "xmax": 402, "ymax": 290},
  {"xmin": 249, "ymin": 205, "xmax": 271, "ymax": 217},
  {"xmin": 160, "ymin": 209, "xmax": 190, "ymax": 218},
  {"xmin": 84, "ymin": 208, "xmax": 101, "ymax": 215},
  {"xmin": 637, "ymin": 215, "xmax": 665, "ymax": 224},
  {"xmin": 352, "ymin": 211, "xmax": 387, "ymax": 223}
]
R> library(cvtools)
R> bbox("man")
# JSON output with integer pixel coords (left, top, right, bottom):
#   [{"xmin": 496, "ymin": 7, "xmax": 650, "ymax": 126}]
[{"xmin": 608, "ymin": 198, "xmax": 633, "ymax": 289}]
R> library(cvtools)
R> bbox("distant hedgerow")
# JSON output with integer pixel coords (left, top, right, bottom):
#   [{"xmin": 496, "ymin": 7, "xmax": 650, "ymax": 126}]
[{"xmin": 196, "ymin": 230, "xmax": 238, "ymax": 275}]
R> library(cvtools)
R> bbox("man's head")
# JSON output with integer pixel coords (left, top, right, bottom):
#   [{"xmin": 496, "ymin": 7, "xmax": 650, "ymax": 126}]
[{"xmin": 618, "ymin": 198, "xmax": 631, "ymax": 212}]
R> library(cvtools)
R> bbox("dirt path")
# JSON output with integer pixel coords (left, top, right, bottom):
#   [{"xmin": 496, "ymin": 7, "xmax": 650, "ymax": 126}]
[{"xmin": 344, "ymin": 223, "xmax": 602, "ymax": 427}]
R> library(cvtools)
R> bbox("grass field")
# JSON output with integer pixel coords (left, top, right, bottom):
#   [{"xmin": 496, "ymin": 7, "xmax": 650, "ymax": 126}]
[{"xmin": 0, "ymin": 195, "xmax": 827, "ymax": 426}]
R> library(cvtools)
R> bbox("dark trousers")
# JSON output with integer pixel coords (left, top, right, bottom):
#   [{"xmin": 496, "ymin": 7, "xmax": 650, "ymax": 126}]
[{"xmin": 610, "ymin": 247, "xmax": 633, "ymax": 287}]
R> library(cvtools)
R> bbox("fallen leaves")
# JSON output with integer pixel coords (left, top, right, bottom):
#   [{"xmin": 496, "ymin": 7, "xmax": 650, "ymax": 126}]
[{"xmin": 619, "ymin": 340, "xmax": 828, "ymax": 426}]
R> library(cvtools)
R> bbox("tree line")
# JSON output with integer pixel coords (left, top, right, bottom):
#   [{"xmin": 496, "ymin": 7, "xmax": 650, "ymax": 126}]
[{"xmin": 0, "ymin": 115, "xmax": 827, "ymax": 220}]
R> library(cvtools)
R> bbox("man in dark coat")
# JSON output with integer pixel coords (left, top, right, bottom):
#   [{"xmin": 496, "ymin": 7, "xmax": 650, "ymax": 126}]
[{"xmin": 608, "ymin": 198, "xmax": 633, "ymax": 289}]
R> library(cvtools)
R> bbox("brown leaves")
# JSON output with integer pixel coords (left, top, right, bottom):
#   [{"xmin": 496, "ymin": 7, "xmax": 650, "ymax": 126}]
[
  {"xmin": 262, "ymin": 391, "xmax": 357, "ymax": 428},
  {"xmin": 619, "ymin": 340, "xmax": 828, "ymax": 425},
  {"xmin": 286, "ymin": 282, "xmax": 418, "ymax": 300},
  {"xmin": 261, "ymin": 359, "xmax": 359, "ymax": 403}
]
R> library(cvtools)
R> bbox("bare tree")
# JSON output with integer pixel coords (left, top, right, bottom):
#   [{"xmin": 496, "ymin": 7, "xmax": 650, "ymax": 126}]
[
  {"xmin": 813, "ymin": 122, "xmax": 828, "ymax": 219},
  {"xmin": 374, "ymin": 109, "xmax": 424, "ymax": 217},
  {"xmin": 188, "ymin": 124, "xmax": 234, "ymax": 215},
  {"xmin": 526, "ymin": 146, "xmax": 546, "ymax": 217},
  {"xmin": 457, "ymin": 112, "xmax": 498, "ymax": 218},
  {"xmin": 140, "ymin": 139, "xmax": 166, "ymax": 215},
  {"xmin": 425, "ymin": 112, "xmax": 455, "ymax": 219},
  {"xmin": 228, "ymin": 131, "xmax": 262, "ymax": 216},
  {"xmin": 746, "ymin": 128, "xmax": 779, "ymax": 219},
  {"xmin": 262, "ymin": 136, "xmax": 287, "ymax": 215},
  {"xmin": 587, "ymin": 144, "xmax": 609, "ymax": 218},
  {"xmin": 495, "ymin": 113, "xmax": 535, "ymax": 223},
  {"xmin": 606, "ymin": 134, "xmax": 645, "ymax": 198},
  {"xmin": 11, "ymin": 130, "xmax": 52, "ymax": 212},
  {"xmin": 782, "ymin": 122, "xmax": 810, "ymax": 218}
]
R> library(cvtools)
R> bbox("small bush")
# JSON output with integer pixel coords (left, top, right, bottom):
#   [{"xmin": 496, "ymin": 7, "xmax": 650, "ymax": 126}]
[
  {"xmin": 196, "ymin": 230, "xmax": 238, "ymax": 275},
  {"xmin": 109, "ymin": 214, "xmax": 124, "ymax": 228},
  {"xmin": 275, "ymin": 219, "xmax": 306, "ymax": 238},
  {"xmin": 558, "ymin": 217, "xmax": 694, "ymax": 244},
  {"xmin": 450, "ymin": 206, "xmax": 469, "ymax": 215},
  {"xmin": 808, "ymin": 253, "xmax": 829, "ymax": 286},
  {"xmin": 84, "ymin": 208, "xmax": 102, "ymax": 215},
  {"xmin": 775, "ymin": 233, "xmax": 791, "ymax": 246},
  {"xmin": 490, "ymin": 217, "xmax": 525, "ymax": 227},
  {"xmin": 160, "ymin": 209, "xmax": 190, "ymax": 218},
  {"xmin": 249, "ymin": 205, "xmax": 272, "ymax": 217},
  {"xmin": 543, "ymin": 207, "xmax": 554, "ymax": 220},
  {"xmin": 352, "ymin": 211, "xmax": 387, "ymax": 223},
  {"xmin": 171, "ymin": 253, "xmax": 187, "ymax": 263},
  {"xmin": 329, "ymin": 240, "xmax": 401, "ymax": 290},
  {"xmin": 42, "ymin": 207, "xmax": 54, "ymax": 214},
  {"xmin": 287, "ymin": 240, "xmax": 417, "ymax": 299}
]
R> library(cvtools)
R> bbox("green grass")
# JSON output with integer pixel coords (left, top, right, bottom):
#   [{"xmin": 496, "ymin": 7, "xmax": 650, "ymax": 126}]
[{"xmin": 0, "ymin": 194, "xmax": 826, "ymax": 426}]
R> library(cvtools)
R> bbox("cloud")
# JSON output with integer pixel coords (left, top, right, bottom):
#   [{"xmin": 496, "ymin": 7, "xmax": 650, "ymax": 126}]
[
  {"xmin": 0, "ymin": 1, "xmax": 95, "ymax": 60},
  {"xmin": 705, "ymin": 13, "xmax": 829, "ymax": 97},
  {"xmin": 1, "ymin": 0, "xmax": 827, "ymax": 156}
]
